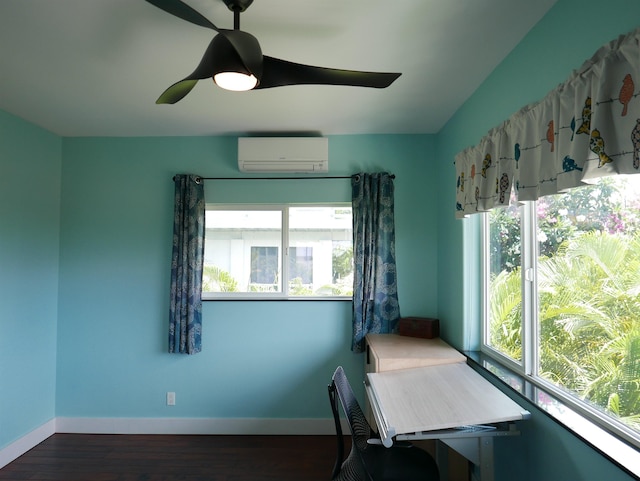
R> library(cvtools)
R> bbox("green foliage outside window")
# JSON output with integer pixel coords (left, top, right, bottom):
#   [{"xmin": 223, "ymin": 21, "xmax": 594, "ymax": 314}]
[
  {"xmin": 489, "ymin": 177, "xmax": 640, "ymax": 431},
  {"xmin": 202, "ymin": 266, "xmax": 238, "ymax": 292}
]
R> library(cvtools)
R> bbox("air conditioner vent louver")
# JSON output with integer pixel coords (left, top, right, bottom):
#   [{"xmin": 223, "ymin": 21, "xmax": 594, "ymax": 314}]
[{"xmin": 238, "ymin": 137, "xmax": 329, "ymax": 173}]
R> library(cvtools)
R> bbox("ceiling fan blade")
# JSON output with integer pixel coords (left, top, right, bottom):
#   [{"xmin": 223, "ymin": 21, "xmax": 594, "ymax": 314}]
[
  {"xmin": 156, "ymin": 79, "xmax": 200, "ymax": 104},
  {"xmin": 145, "ymin": 0, "xmax": 219, "ymax": 31},
  {"xmin": 155, "ymin": 37, "xmax": 222, "ymax": 104},
  {"xmin": 256, "ymin": 56, "xmax": 401, "ymax": 89}
]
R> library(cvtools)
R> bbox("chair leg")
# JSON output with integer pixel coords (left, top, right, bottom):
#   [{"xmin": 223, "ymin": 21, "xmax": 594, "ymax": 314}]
[{"xmin": 328, "ymin": 382, "xmax": 345, "ymax": 480}]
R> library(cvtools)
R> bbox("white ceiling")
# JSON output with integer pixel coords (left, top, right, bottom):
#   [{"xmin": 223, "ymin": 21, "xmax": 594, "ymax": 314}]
[{"xmin": 0, "ymin": 0, "xmax": 557, "ymax": 137}]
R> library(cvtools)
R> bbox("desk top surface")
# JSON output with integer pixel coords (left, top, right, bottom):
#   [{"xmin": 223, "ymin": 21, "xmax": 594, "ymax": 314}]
[{"xmin": 366, "ymin": 362, "xmax": 530, "ymax": 435}]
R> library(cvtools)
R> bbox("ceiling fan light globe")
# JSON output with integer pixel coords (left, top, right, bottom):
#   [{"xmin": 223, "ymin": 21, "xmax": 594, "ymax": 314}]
[{"xmin": 213, "ymin": 72, "xmax": 258, "ymax": 91}]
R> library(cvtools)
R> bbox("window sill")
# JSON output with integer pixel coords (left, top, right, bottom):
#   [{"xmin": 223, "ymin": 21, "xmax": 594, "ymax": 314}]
[
  {"xmin": 202, "ymin": 295, "xmax": 352, "ymax": 301},
  {"xmin": 464, "ymin": 351, "xmax": 640, "ymax": 479}
]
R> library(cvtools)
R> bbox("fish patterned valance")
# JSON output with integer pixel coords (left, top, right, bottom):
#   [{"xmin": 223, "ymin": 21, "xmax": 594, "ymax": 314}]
[{"xmin": 455, "ymin": 27, "xmax": 640, "ymax": 218}]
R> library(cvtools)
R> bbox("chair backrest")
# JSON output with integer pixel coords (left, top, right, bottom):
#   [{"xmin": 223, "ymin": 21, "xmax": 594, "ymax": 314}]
[
  {"xmin": 329, "ymin": 366, "xmax": 440, "ymax": 481},
  {"xmin": 329, "ymin": 366, "xmax": 375, "ymax": 480}
]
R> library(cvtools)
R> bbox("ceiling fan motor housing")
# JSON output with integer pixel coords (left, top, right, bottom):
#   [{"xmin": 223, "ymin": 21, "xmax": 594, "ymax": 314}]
[
  {"xmin": 222, "ymin": 0, "xmax": 253, "ymax": 12},
  {"xmin": 212, "ymin": 30, "xmax": 263, "ymax": 81}
]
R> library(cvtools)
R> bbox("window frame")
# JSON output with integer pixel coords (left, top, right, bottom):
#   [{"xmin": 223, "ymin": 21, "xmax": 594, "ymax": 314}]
[
  {"xmin": 202, "ymin": 203, "xmax": 353, "ymax": 301},
  {"xmin": 481, "ymin": 200, "xmax": 640, "ymax": 450}
]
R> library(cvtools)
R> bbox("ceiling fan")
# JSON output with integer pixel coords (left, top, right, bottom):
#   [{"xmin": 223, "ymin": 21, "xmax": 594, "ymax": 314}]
[{"xmin": 145, "ymin": 0, "xmax": 402, "ymax": 104}]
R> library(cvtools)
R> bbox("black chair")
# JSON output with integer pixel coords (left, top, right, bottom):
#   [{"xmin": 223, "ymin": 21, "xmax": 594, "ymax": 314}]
[{"xmin": 328, "ymin": 366, "xmax": 440, "ymax": 481}]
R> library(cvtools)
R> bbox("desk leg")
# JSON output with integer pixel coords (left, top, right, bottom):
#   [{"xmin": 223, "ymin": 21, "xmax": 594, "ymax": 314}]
[
  {"xmin": 435, "ymin": 440, "xmax": 449, "ymax": 481},
  {"xmin": 479, "ymin": 437, "xmax": 494, "ymax": 481},
  {"xmin": 441, "ymin": 436, "xmax": 494, "ymax": 481}
]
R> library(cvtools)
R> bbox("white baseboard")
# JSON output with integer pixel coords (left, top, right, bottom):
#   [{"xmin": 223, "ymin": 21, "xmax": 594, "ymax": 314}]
[
  {"xmin": 1, "ymin": 417, "xmax": 347, "ymax": 468},
  {"xmin": 0, "ymin": 419, "xmax": 56, "ymax": 469},
  {"xmin": 55, "ymin": 417, "xmax": 344, "ymax": 435}
]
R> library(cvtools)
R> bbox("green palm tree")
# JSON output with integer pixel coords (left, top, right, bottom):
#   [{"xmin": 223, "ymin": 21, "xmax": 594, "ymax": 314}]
[
  {"xmin": 488, "ymin": 268, "xmax": 523, "ymax": 361},
  {"xmin": 490, "ymin": 231, "xmax": 640, "ymax": 429},
  {"xmin": 536, "ymin": 232, "xmax": 640, "ymax": 426},
  {"xmin": 202, "ymin": 266, "xmax": 238, "ymax": 292}
]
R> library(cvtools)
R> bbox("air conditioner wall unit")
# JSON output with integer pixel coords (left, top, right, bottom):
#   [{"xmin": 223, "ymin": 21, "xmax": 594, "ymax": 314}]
[{"xmin": 238, "ymin": 137, "xmax": 329, "ymax": 173}]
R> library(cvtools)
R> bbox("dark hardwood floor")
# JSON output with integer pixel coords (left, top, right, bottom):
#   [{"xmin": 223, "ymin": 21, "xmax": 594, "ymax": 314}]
[{"xmin": 0, "ymin": 434, "xmax": 349, "ymax": 481}]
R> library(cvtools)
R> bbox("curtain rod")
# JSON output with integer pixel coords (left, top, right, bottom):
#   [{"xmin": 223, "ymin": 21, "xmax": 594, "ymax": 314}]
[
  {"xmin": 199, "ymin": 175, "xmax": 395, "ymax": 181},
  {"xmin": 173, "ymin": 174, "xmax": 395, "ymax": 182}
]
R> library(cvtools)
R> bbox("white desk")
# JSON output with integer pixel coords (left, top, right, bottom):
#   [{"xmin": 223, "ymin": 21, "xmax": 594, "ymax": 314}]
[{"xmin": 365, "ymin": 362, "xmax": 530, "ymax": 481}]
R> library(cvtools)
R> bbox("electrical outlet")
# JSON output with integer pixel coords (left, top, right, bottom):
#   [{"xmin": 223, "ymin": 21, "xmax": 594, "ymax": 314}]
[{"xmin": 166, "ymin": 391, "xmax": 176, "ymax": 406}]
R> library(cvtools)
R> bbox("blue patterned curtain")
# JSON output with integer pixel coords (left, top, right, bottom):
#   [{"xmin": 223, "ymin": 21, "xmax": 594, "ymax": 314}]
[
  {"xmin": 351, "ymin": 172, "xmax": 400, "ymax": 353},
  {"xmin": 169, "ymin": 174, "xmax": 205, "ymax": 354}
]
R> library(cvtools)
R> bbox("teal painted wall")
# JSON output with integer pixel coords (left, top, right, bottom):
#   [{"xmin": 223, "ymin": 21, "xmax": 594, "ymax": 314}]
[
  {"xmin": 55, "ymin": 134, "xmax": 435, "ymax": 417},
  {"xmin": 436, "ymin": 0, "xmax": 640, "ymax": 479},
  {"xmin": 2, "ymin": 0, "xmax": 639, "ymax": 478},
  {"xmin": 0, "ymin": 110, "xmax": 61, "ymax": 448}
]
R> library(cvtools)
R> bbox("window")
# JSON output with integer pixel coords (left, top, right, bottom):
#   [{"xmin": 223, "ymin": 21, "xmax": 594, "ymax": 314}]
[
  {"xmin": 203, "ymin": 205, "xmax": 353, "ymax": 299},
  {"xmin": 483, "ymin": 175, "xmax": 640, "ymax": 447}
]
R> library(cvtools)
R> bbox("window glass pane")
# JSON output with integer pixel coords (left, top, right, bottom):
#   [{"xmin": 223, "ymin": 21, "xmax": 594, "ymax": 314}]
[
  {"xmin": 288, "ymin": 206, "xmax": 353, "ymax": 297},
  {"xmin": 487, "ymin": 194, "xmax": 523, "ymax": 364},
  {"xmin": 251, "ymin": 246, "xmax": 279, "ymax": 287},
  {"xmin": 203, "ymin": 210, "xmax": 281, "ymax": 293},
  {"xmin": 289, "ymin": 247, "xmax": 313, "ymax": 284},
  {"xmin": 203, "ymin": 205, "xmax": 352, "ymax": 298},
  {"xmin": 536, "ymin": 175, "xmax": 640, "ymax": 434}
]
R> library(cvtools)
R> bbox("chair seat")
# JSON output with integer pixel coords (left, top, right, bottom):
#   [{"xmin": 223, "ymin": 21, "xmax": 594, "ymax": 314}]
[{"xmin": 365, "ymin": 442, "xmax": 439, "ymax": 480}]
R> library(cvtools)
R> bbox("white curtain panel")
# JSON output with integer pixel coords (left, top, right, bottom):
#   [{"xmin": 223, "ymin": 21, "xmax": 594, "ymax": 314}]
[{"xmin": 455, "ymin": 27, "xmax": 640, "ymax": 218}]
